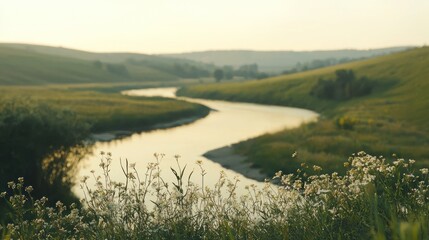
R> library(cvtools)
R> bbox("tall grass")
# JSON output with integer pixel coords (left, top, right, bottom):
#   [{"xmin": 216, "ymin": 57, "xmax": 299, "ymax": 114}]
[{"xmin": 1, "ymin": 152, "xmax": 429, "ymax": 239}]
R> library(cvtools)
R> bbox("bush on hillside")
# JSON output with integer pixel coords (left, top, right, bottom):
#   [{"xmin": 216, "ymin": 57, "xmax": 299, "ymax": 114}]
[
  {"xmin": 336, "ymin": 116, "xmax": 357, "ymax": 130},
  {"xmin": 310, "ymin": 69, "xmax": 374, "ymax": 100},
  {"xmin": 105, "ymin": 63, "xmax": 130, "ymax": 77}
]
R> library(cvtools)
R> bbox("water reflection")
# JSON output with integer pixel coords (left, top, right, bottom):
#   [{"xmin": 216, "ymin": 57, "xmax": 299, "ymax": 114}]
[{"xmin": 74, "ymin": 87, "xmax": 318, "ymax": 197}]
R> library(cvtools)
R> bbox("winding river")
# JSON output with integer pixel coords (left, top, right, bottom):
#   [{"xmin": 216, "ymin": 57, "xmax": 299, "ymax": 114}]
[{"xmin": 73, "ymin": 87, "xmax": 318, "ymax": 196}]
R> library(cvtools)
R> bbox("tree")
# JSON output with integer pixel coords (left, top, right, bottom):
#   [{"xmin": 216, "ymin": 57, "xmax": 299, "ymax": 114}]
[
  {"xmin": 106, "ymin": 64, "xmax": 130, "ymax": 78},
  {"xmin": 93, "ymin": 60, "xmax": 103, "ymax": 69},
  {"xmin": 236, "ymin": 64, "xmax": 258, "ymax": 79},
  {"xmin": 222, "ymin": 65, "xmax": 234, "ymax": 80},
  {"xmin": 214, "ymin": 69, "xmax": 224, "ymax": 82},
  {"xmin": 0, "ymin": 100, "xmax": 90, "ymax": 203}
]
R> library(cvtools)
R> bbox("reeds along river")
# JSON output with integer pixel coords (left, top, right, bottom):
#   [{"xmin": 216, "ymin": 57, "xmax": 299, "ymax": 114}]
[{"xmin": 73, "ymin": 87, "xmax": 318, "ymax": 197}]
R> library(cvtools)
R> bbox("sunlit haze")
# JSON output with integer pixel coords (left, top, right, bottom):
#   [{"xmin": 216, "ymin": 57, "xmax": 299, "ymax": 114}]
[{"xmin": 0, "ymin": 0, "xmax": 428, "ymax": 53}]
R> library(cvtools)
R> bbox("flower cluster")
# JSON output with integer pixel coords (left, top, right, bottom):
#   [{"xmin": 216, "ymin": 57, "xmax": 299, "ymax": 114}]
[{"xmin": 1, "ymin": 151, "xmax": 429, "ymax": 239}]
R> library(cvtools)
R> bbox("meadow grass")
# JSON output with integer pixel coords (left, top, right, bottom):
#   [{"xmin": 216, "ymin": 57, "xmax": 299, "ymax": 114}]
[
  {"xmin": 177, "ymin": 47, "xmax": 429, "ymax": 176},
  {"xmin": 0, "ymin": 86, "xmax": 210, "ymax": 132},
  {"xmin": 1, "ymin": 152, "xmax": 429, "ymax": 239}
]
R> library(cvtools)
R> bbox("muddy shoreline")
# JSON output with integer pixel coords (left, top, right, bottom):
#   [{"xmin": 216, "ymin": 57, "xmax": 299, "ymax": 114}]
[{"xmin": 204, "ymin": 145, "xmax": 267, "ymax": 182}]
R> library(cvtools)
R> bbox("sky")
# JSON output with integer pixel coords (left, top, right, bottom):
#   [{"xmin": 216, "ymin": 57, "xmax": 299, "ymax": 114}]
[{"xmin": 0, "ymin": 0, "xmax": 428, "ymax": 54}]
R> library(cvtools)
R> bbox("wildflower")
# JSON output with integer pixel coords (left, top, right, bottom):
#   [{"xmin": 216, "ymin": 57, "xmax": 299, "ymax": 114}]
[
  {"xmin": 18, "ymin": 177, "xmax": 24, "ymax": 183},
  {"xmin": 25, "ymin": 186, "xmax": 34, "ymax": 193},
  {"xmin": 292, "ymin": 151, "xmax": 298, "ymax": 158},
  {"xmin": 393, "ymin": 159, "xmax": 405, "ymax": 166},
  {"xmin": 293, "ymin": 180, "xmax": 303, "ymax": 189},
  {"xmin": 313, "ymin": 165, "xmax": 322, "ymax": 172},
  {"xmin": 0, "ymin": 192, "xmax": 6, "ymax": 198},
  {"xmin": 80, "ymin": 176, "xmax": 89, "ymax": 183},
  {"xmin": 273, "ymin": 171, "xmax": 282, "ymax": 179},
  {"xmin": 7, "ymin": 181, "xmax": 15, "ymax": 189},
  {"xmin": 56, "ymin": 201, "xmax": 63, "ymax": 208},
  {"xmin": 420, "ymin": 168, "xmax": 429, "ymax": 175}
]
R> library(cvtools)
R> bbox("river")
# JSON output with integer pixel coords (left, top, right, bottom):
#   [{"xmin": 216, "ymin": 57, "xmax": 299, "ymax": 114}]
[{"xmin": 73, "ymin": 87, "xmax": 318, "ymax": 197}]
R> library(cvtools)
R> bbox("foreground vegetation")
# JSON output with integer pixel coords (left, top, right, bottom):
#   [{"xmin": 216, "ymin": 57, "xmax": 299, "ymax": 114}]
[
  {"xmin": 0, "ymin": 86, "xmax": 209, "ymax": 204},
  {"xmin": 178, "ymin": 47, "xmax": 429, "ymax": 176},
  {"xmin": 1, "ymin": 152, "xmax": 429, "ymax": 239}
]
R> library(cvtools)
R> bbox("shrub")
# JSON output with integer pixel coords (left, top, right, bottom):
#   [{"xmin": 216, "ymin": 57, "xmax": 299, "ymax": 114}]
[
  {"xmin": 336, "ymin": 116, "xmax": 357, "ymax": 130},
  {"xmin": 310, "ymin": 69, "xmax": 374, "ymax": 100},
  {"xmin": 105, "ymin": 63, "xmax": 130, "ymax": 77},
  {"xmin": 0, "ymin": 99, "xmax": 91, "ymax": 204}
]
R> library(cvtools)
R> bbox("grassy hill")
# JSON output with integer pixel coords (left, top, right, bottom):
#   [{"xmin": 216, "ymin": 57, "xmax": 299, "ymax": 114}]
[
  {"xmin": 3, "ymin": 43, "xmax": 209, "ymax": 65},
  {"xmin": 162, "ymin": 47, "xmax": 411, "ymax": 73},
  {"xmin": 0, "ymin": 43, "xmax": 215, "ymax": 85},
  {"xmin": 0, "ymin": 46, "xmax": 174, "ymax": 85},
  {"xmin": 178, "ymin": 47, "xmax": 429, "ymax": 176}
]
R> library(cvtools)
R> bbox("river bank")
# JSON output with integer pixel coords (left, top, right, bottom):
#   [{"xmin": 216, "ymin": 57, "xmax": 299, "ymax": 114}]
[
  {"xmin": 76, "ymin": 87, "xmax": 318, "ymax": 197},
  {"xmin": 204, "ymin": 146, "xmax": 267, "ymax": 181},
  {"xmin": 90, "ymin": 113, "xmax": 210, "ymax": 142}
]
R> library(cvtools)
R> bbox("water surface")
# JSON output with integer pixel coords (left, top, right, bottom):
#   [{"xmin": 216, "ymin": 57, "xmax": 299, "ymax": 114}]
[{"xmin": 74, "ymin": 87, "xmax": 318, "ymax": 195}]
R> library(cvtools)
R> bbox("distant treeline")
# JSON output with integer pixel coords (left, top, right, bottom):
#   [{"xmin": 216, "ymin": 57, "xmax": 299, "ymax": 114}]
[
  {"xmin": 100, "ymin": 57, "xmax": 273, "ymax": 82},
  {"xmin": 94, "ymin": 57, "xmax": 360, "ymax": 82},
  {"xmin": 125, "ymin": 58, "xmax": 213, "ymax": 79},
  {"xmin": 213, "ymin": 64, "xmax": 271, "ymax": 82},
  {"xmin": 282, "ymin": 57, "xmax": 364, "ymax": 74}
]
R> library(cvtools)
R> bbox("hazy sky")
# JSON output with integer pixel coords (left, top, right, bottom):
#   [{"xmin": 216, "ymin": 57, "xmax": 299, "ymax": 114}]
[{"xmin": 0, "ymin": 0, "xmax": 428, "ymax": 54}]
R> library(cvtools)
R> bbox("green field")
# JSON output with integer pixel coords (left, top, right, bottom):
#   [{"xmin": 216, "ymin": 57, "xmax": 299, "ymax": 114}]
[
  {"xmin": 0, "ymin": 86, "xmax": 209, "ymax": 132},
  {"xmin": 178, "ymin": 47, "xmax": 429, "ymax": 176}
]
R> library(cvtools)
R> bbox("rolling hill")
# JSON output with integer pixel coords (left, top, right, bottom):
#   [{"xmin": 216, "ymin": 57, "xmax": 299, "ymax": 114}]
[
  {"xmin": 178, "ymin": 47, "xmax": 429, "ymax": 176},
  {"xmin": 0, "ymin": 43, "xmax": 215, "ymax": 85}
]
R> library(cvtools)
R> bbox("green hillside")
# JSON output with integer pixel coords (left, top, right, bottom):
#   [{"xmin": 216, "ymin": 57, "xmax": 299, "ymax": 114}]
[
  {"xmin": 3, "ymin": 43, "xmax": 210, "ymax": 65},
  {"xmin": 0, "ymin": 44, "xmax": 215, "ymax": 85},
  {"xmin": 178, "ymin": 47, "xmax": 429, "ymax": 176},
  {"xmin": 0, "ymin": 46, "xmax": 176, "ymax": 85}
]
